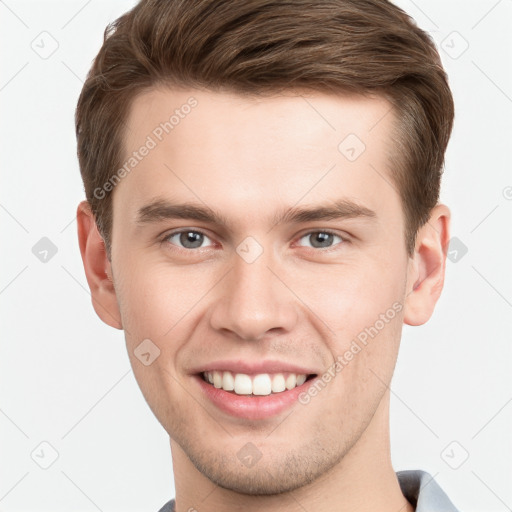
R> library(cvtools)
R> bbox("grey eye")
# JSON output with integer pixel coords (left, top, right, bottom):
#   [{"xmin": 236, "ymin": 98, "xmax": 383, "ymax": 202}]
[
  {"xmin": 298, "ymin": 231, "xmax": 343, "ymax": 249},
  {"xmin": 166, "ymin": 230, "xmax": 213, "ymax": 249}
]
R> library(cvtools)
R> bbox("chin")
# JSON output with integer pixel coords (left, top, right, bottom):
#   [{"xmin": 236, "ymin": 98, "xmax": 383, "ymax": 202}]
[{"xmin": 184, "ymin": 441, "xmax": 341, "ymax": 496}]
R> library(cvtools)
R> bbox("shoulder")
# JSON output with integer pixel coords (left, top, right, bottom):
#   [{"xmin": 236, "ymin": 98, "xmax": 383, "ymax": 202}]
[
  {"xmin": 159, "ymin": 473, "xmax": 460, "ymax": 512},
  {"xmin": 397, "ymin": 470, "xmax": 460, "ymax": 512},
  {"xmin": 157, "ymin": 498, "xmax": 175, "ymax": 512}
]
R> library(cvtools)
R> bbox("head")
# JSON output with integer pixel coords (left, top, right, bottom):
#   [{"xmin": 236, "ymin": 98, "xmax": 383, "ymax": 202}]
[{"xmin": 76, "ymin": 0, "xmax": 453, "ymax": 497}]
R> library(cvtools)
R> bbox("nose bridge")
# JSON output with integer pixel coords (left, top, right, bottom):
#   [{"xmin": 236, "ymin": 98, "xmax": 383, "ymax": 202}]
[{"xmin": 209, "ymin": 239, "xmax": 297, "ymax": 340}]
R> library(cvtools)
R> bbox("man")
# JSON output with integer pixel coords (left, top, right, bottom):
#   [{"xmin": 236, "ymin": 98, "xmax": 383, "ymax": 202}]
[{"xmin": 75, "ymin": 0, "xmax": 458, "ymax": 510}]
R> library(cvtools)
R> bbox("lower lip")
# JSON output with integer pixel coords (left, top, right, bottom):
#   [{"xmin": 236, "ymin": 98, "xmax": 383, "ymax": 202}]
[{"xmin": 194, "ymin": 374, "xmax": 317, "ymax": 420}]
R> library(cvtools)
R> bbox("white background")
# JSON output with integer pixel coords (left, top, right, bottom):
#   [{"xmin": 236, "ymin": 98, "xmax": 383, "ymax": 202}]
[{"xmin": 1, "ymin": 0, "xmax": 511, "ymax": 510}]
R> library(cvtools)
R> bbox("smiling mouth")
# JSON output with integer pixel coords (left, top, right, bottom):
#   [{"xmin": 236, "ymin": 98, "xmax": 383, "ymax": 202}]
[{"xmin": 200, "ymin": 370, "xmax": 317, "ymax": 396}]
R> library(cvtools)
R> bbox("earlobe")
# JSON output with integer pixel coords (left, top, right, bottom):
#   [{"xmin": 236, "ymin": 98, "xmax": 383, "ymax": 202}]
[
  {"xmin": 403, "ymin": 204, "xmax": 451, "ymax": 326},
  {"xmin": 76, "ymin": 200, "xmax": 123, "ymax": 330}
]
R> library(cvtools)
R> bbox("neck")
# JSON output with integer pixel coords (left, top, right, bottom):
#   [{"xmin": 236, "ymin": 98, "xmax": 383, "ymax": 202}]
[{"xmin": 170, "ymin": 391, "xmax": 413, "ymax": 512}]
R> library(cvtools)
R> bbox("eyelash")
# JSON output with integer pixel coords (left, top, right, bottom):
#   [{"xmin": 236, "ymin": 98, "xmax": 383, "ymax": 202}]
[{"xmin": 160, "ymin": 228, "xmax": 349, "ymax": 253}]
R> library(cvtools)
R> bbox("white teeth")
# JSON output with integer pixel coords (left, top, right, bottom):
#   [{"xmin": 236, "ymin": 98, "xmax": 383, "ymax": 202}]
[
  {"xmin": 213, "ymin": 370, "xmax": 223, "ymax": 388},
  {"xmin": 271, "ymin": 373, "xmax": 286, "ymax": 393},
  {"xmin": 234, "ymin": 373, "xmax": 252, "ymax": 395},
  {"xmin": 296, "ymin": 374, "xmax": 307, "ymax": 386},
  {"xmin": 203, "ymin": 371, "xmax": 310, "ymax": 396},
  {"xmin": 222, "ymin": 371, "xmax": 234, "ymax": 391},
  {"xmin": 285, "ymin": 374, "xmax": 297, "ymax": 390},
  {"xmin": 252, "ymin": 374, "xmax": 272, "ymax": 396}
]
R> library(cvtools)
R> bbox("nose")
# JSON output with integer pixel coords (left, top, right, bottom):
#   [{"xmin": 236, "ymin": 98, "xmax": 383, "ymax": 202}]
[{"xmin": 209, "ymin": 245, "xmax": 298, "ymax": 341}]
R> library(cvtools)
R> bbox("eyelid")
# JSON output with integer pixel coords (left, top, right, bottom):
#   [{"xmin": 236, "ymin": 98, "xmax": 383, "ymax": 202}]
[
  {"xmin": 296, "ymin": 228, "xmax": 349, "ymax": 240},
  {"xmin": 294, "ymin": 229, "xmax": 349, "ymax": 249},
  {"xmin": 160, "ymin": 227, "xmax": 351, "ymax": 251},
  {"xmin": 160, "ymin": 228, "xmax": 216, "ymax": 249}
]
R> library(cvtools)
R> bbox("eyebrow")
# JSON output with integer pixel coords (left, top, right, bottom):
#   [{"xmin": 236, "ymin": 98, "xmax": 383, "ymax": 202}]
[{"xmin": 136, "ymin": 198, "xmax": 376, "ymax": 227}]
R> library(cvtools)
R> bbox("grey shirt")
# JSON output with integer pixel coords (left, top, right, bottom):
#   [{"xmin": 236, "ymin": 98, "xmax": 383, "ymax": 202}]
[{"xmin": 157, "ymin": 470, "xmax": 459, "ymax": 512}]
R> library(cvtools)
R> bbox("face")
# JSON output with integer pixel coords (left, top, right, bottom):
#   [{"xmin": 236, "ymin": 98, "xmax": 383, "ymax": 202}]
[{"xmin": 109, "ymin": 87, "xmax": 414, "ymax": 494}]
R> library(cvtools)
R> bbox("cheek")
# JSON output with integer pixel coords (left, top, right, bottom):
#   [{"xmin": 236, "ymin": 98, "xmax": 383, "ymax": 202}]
[
  {"xmin": 114, "ymin": 258, "xmax": 217, "ymax": 402},
  {"xmin": 307, "ymin": 257, "xmax": 406, "ymax": 412},
  {"xmin": 113, "ymin": 259, "xmax": 203, "ymax": 422},
  {"xmin": 114, "ymin": 257, "xmax": 211, "ymax": 344},
  {"xmin": 295, "ymin": 255, "xmax": 406, "ymax": 346}
]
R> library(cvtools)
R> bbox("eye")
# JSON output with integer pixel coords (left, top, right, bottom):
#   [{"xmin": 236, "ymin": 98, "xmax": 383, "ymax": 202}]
[
  {"xmin": 296, "ymin": 230, "xmax": 345, "ymax": 249},
  {"xmin": 163, "ymin": 230, "xmax": 214, "ymax": 250}
]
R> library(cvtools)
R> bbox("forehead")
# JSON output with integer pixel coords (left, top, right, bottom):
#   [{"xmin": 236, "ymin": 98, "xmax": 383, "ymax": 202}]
[
  {"xmin": 116, "ymin": 87, "xmax": 400, "ymax": 228},
  {"xmin": 124, "ymin": 86, "xmax": 394, "ymax": 152}
]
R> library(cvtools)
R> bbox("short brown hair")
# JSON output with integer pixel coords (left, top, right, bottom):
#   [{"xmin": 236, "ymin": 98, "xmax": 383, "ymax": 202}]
[{"xmin": 76, "ymin": 0, "xmax": 454, "ymax": 257}]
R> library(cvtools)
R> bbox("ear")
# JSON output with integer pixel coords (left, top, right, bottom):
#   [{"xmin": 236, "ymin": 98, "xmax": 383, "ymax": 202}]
[
  {"xmin": 76, "ymin": 200, "xmax": 123, "ymax": 329},
  {"xmin": 403, "ymin": 203, "xmax": 451, "ymax": 326}
]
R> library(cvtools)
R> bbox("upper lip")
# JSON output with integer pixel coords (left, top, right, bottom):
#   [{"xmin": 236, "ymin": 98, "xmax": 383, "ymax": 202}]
[{"xmin": 190, "ymin": 359, "xmax": 319, "ymax": 376}]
